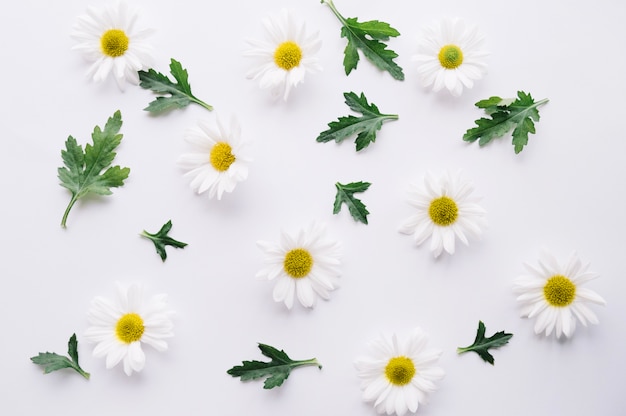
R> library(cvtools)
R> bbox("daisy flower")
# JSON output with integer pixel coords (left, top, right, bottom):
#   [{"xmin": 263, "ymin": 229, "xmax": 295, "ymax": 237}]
[
  {"xmin": 177, "ymin": 116, "xmax": 251, "ymax": 200},
  {"xmin": 244, "ymin": 9, "xmax": 322, "ymax": 100},
  {"xmin": 355, "ymin": 328, "xmax": 445, "ymax": 416},
  {"xmin": 256, "ymin": 222, "xmax": 341, "ymax": 309},
  {"xmin": 513, "ymin": 250, "xmax": 606, "ymax": 338},
  {"xmin": 399, "ymin": 171, "xmax": 486, "ymax": 258},
  {"xmin": 413, "ymin": 18, "xmax": 488, "ymax": 97},
  {"xmin": 71, "ymin": 1, "xmax": 154, "ymax": 90},
  {"xmin": 84, "ymin": 282, "xmax": 174, "ymax": 376}
]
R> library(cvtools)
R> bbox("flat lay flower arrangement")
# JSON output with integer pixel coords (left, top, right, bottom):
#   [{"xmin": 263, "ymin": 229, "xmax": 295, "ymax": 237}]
[{"xmin": 4, "ymin": 0, "xmax": 623, "ymax": 415}]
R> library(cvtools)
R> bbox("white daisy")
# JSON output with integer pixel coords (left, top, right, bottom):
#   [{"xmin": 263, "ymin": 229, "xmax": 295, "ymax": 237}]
[
  {"xmin": 413, "ymin": 18, "xmax": 488, "ymax": 97},
  {"xmin": 71, "ymin": 1, "xmax": 154, "ymax": 90},
  {"xmin": 177, "ymin": 116, "xmax": 251, "ymax": 200},
  {"xmin": 244, "ymin": 9, "xmax": 322, "ymax": 100},
  {"xmin": 256, "ymin": 222, "xmax": 341, "ymax": 309},
  {"xmin": 399, "ymin": 171, "xmax": 486, "ymax": 258},
  {"xmin": 84, "ymin": 282, "xmax": 174, "ymax": 376},
  {"xmin": 355, "ymin": 328, "xmax": 445, "ymax": 416},
  {"xmin": 513, "ymin": 250, "xmax": 606, "ymax": 338}
]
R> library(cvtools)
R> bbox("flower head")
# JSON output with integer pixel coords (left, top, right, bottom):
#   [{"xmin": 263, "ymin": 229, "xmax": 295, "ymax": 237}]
[
  {"xmin": 399, "ymin": 171, "xmax": 486, "ymax": 258},
  {"xmin": 256, "ymin": 222, "xmax": 341, "ymax": 309},
  {"xmin": 177, "ymin": 116, "xmax": 251, "ymax": 200},
  {"xmin": 71, "ymin": 1, "xmax": 154, "ymax": 90},
  {"xmin": 355, "ymin": 328, "xmax": 445, "ymax": 416},
  {"xmin": 244, "ymin": 9, "xmax": 322, "ymax": 100},
  {"xmin": 84, "ymin": 282, "xmax": 174, "ymax": 376},
  {"xmin": 513, "ymin": 250, "xmax": 606, "ymax": 338},
  {"xmin": 413, "ymin": 18, "xmax": 488, "ymax": 97}
]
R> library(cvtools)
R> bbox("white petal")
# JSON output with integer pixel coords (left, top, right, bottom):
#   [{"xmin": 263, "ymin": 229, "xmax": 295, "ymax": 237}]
[{"xmin": 295, "ymin": 278, "xmax": 316, "ymax": 308}]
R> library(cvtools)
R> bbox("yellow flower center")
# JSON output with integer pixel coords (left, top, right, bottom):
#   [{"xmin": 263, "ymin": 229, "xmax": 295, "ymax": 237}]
[
  {"xmin": 210, "ymin": 142, "xmax": 236, "ymax": 172},
  {"xmin": 100, "ymin": 29, "xmax": 129, "ymax": 58},
  {"xmin": 438, "ymin": 44, "xmax": 464, "ymax": 69},
  {"xmin": 273, "ymin": 41, "xmax": 303, "ymax": 70},
  {"xmin": 115, "ymin": 313, "xmax": 145, "ymax": 343},
  {"xmin": 385, "ymin": 356, "xmax": 416, "ymax": 386},
  {"xmin": 283, "ymin": 248, "xmax": 313, "ymax": 278},
  {"xmin": 429, "ymin": 196, "xmax": 459, "ymax": 226},
  {"xmin": 543, "ymin": 275, "xmax": 576, "ymax": 307}
]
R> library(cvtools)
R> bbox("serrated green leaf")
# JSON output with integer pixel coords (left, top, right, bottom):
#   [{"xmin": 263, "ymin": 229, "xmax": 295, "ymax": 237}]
[
  {"xmin": 323, "ymin": 0, "xmax": 404, "ymax": 80},
  {"xmin": 333, "ymin": 181, "xmax": 371, "ymax": 224},
  {"xmin": 67, "ymin": 333, "xmax": 79, "ymax": 363},
  {"xmin": 140, "ymin": 220, "xmax": 188, "ymax": 262},
  {"xmin": 31, "ymin": 334, "xmax": 90, "ymax": 379},
  {"xmin": 138, "ymin": 58, "xmax": 213, "ymax": 113},
  {"xmin": 347, "ymin": 19, "xmax": 400, "ymax": 39},
  {"xmin": 58, "ymin": 111, "xmax": 130, "ymax": 227},
  {"xmin": 317, "ymin": 92, "xmax": 397, "ymax": 151},
  {"xmin": 463, "ymin": 91, "xmax": 549, "ymax": 154},
  {"xmin": 457, "ymin": 321, "xmax": 513, "ymax": 365},
  {"xmin": 475, "ymin": 96, "xmax": 503, "ymax": 108},
  {"xmin": 227, "ymin": 343, "xmax": 321, "ymax": 389}
]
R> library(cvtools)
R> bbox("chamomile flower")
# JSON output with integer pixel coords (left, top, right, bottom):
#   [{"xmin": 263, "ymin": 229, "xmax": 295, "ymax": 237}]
[
  {"xmin": 399, "ymin": 171, "xmax": 486, "ymax": 258},
  {"xmin": 355, "ymin": 328, "xmax": 445, "ymax": 416},
  {"xmin": 177, "ymin": 116, "xmax": 251, "ymax": 200},
  {"xmin": 71, "ymin": 1, "xmax": 154, "ymax": 90},
  {"xmin": 84, "ymin": 282, "xmax": 174, "ymax": 376},
  {"xmin": 256, "ymin": 222, "xmax": 341, "ymax": 309},
  {"xmin": 244, "ymin": 9, "xmax": 322, "ymax": 100},
  {"xmin": 513, "ymin": 250, "xmax": 606, "ymax": 338},
  {"xmin": 413, "ymin": 18, "xmax": 488, "ymax": 97}
]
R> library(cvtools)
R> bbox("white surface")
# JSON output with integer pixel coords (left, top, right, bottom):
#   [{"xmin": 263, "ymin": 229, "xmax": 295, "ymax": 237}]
[{"xmin": 2, "ymin": 0, "xmax": 625, "ymax": 415}]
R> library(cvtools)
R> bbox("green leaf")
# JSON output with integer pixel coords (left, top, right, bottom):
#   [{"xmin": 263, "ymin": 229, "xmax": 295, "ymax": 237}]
[
  {"xmin": 58, "ymin": 111, "xmax": 130, "ymax": 227},
  {"xmin": 227, "ymin": 343, "xmax": 321, "ymax": 389},
  {"xmin": 463, "ymin": 91, "xmax": 549, "ymax": 153},
  {"xmin": 475, "ymin": 96, "xmax": 504, "ymax": 109},
  {"xmin": 333, "ymin": 181, "xmax": 371, "ymax": 224},
  {"xmin": 317, "ymin": 92, "xmax": 398, "ymax": 151},
  {"xmin": 457, "ymin": 321, "xmax": 513, "ymax": 365},
  {"xmin": 140, "ymin": 220, "xmax": 188, "ymax": 262},
  {"xmin": 138, "ymin": 58, "xmax": 213, "ymax": 113},
  {"xmin": 30, "ymin": 334, "xmax": 90, "ymax": 379},
  {"xmin": 322, "ymin": 0, "xmax": 404, "ymax": 80}
]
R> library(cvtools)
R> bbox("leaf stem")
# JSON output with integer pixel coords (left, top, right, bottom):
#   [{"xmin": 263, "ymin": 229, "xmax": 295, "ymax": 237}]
[
  {"xmin": 321, "ymin": 0, "xmax": 347, "ymax": 26},
  {"xmin": 73, "ymin": 364, "xmax": 91, "ymax": 380},
  {"xmin": 192, "ymin": 98, "xmax": 213, "ymax": 111},
  {"xmin": 60, "ymin": 195, "xmax": 78, "ymax": 228},
  {"xmin": 293, "ymin": 358, "xmax": 323, "ymax": 370}
]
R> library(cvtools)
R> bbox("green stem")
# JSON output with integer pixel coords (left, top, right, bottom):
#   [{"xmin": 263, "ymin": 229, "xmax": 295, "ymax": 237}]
[
  {"xmin": 192, "ymin": 98, "xmax": 213, "ymax": 111},
  {"xmin": 60, "ymin": 195, "xmax": 78, "ymax": 228},
  {"xmin": 321, "ymin": 0, "xmax": 348, "ymax": 27},
  {"xmin": 293, "ymin": 358, "xmax": 323, "ymax": 370},
  {"xmin": 73, "ymin": 365, "xmax": 91, "ymax": 380}
]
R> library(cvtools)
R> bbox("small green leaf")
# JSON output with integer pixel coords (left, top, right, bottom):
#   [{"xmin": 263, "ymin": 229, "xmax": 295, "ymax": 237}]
[
  {"xmin": 333, "ymin": 181, "xmax": 371, "ymax": 224},
  {"xmin": 317, "ymin": 92, "xmax": 398, "ymax": 151},
  {"xmin": 138, "ymin": 58, "xmax": 213, "ymax": 113},
  {"xmin": 141, "ymin": 220, "xmax": 188, "ymax": 262},
  {"xmin": 475, "ymin": 96, "xmax": 503, "ymax": 109},
  {"xmin": 58, "ymin": 111, "xmax": 130, "ymax": 227},
  {"xmin": 31, "ymin": 334, "xmax": 90, "ymax": 379},
  {"xmin": 322, "ymin": 0, "xmax": 404, "ymax": 80},
  {"xmin": 463, "ymin": 91, "xmax": 549, "ymax": 153},
  {"xmin": 227, "ymin": 343, "xmax": 321, "ymax": 389},
  {"xmin": 457, "ymin": 321, "xmax": 513, "ymax": 365}
]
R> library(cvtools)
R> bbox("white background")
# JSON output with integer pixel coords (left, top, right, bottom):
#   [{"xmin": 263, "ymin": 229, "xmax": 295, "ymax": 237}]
[{"xmin": 2, "ymin": 0, "xmax": 625, "ymax": 415}]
